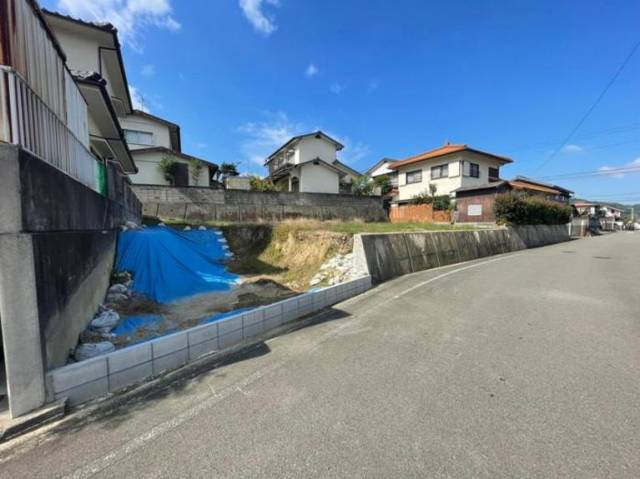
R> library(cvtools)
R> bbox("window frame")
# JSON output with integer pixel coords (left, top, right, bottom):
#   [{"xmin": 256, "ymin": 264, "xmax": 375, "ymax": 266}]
[
  {"xmin": 405, "ymin": 169, "xmax": 423, "ymax": 185},
  {"xmin": 488, "ymin": 167, "xmax": 500, "ymax": 181},
  {"xmin": 124, "ymin": 129, "xmax": 154, "ymax": 146},
  {"xmin": 430, "ymin": 164, "xmax": 449, "ymax": 180}
]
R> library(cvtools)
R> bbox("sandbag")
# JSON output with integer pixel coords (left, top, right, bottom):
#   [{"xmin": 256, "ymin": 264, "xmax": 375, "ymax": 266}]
[
  {"xmin": 74, "ymin": 341, "xmax": 115, "ymax": 361},
  {"xmin": 90, "ymin": 310, "xmax": 120, "ymax": 330}
]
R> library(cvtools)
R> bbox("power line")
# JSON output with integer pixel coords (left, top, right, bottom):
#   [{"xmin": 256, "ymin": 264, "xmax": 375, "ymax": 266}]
[
  {"xmin": 533, "ymin": 38, "xmax": 640, "ymax": 173},
  {"xmin": 538, "ymin": 165, "xmax": 640, "ymax": 180}
]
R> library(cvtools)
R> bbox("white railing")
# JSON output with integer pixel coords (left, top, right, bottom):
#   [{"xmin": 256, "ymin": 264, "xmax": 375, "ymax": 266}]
[
  {"xmin": 0, "ymin": 67, "xmax": 98, "ymax": 191},
  {"xmin": 267, "ymin": 154, "xmax": 294, "ymax": 175}
]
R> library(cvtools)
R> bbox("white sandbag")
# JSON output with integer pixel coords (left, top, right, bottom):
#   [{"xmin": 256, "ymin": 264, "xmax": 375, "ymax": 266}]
[
  {"xmin": 90, "ymin": 310, "xmax": 120, "ymax": 330},
  {"xmin": 74, "ymin": 341, "xmax": 115, "ymax": 361},
  {"xmin": 108, "ymin": 283, "xmax": 128, "ymax": 295}
]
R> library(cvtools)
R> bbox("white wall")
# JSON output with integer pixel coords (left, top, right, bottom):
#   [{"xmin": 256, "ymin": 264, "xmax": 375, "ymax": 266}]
[
  {"xmin": 129, "ymin": 151, "xmax": 210, "ymax": 186},
  {"xmin": 299, "ymin": 162, "xmax": 340, "ymax": 194},
  {"xmin": 296, "ymin": 136, "xmax": 338, "ymax": 165},
  {"xmin": 396, "ymin": 151, "xmax": 505, "ymax": 201},
  {"xmin": 370, "ymin": 162, "xmax": 395, "ymax": 177},
  {"xmin": 120, "ymin": 114, "xmax": 172, "ymax": 150}
]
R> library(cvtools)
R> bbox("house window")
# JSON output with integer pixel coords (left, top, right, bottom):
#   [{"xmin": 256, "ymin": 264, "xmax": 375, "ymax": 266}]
[
  {"xmin": 406, "ymin": 169, "xmax": 423, "ymax": 184},
  {"xmin": 489, "ymin": 167, "xmax": 500, "ymax": 182},
  {"xmin": 431, "ymin": 164, "xmax": 448, "ymax": 179},
  {"xmin": 124, "ymin": 129, "xmax": 154, "ymax": 146},
  {"xmin": 463, "ymin": 161, "xmax": 480, "ymax": 178}
]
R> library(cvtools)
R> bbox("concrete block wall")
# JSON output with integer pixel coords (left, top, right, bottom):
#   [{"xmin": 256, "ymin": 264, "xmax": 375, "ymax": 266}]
[
  {"xmin": 354, "ymin": 225, "xmax": 570, "ymax": 283},
  {"xmin": 46, "ymin": 276, "xmax": 372, "ymax": 407},
  {"xmin": 132, "ymin": 185, "xmax": 387, "ymax": 223}
]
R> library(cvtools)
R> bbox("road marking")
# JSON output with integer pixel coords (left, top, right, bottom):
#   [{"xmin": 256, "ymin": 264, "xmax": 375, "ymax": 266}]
[
  {"xmin": 392, "ymin": 253, "xmax": 522, "ymax": 300},
  {"xmin": 59, "ymin": 253, "xmax": 522, "ymax": 478}
]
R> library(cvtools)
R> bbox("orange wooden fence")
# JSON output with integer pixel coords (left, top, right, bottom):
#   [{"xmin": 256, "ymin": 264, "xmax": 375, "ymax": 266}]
[{"xmin": 389, "ymin": 204, "xmax": 451, "ymax": 223}]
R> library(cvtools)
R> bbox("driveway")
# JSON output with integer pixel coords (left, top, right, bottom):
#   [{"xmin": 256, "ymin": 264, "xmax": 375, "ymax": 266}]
[{"xmin": 1, "ymin": 232, "xmax": 639, "ymax": 478}]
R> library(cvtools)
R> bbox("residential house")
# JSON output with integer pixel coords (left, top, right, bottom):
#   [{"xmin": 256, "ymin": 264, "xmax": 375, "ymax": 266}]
[
  {"xmin": 0, "ymin": 0, "xmax": 140, "ymax": 419},
  {"xmin": 366, "ymin": 158, "xmax": 398, "ymax": 197},
  {"xmin": 121, "ymin": 110, "xmax": 217, "ymax": 187},
  {"xmin": 573, "ymin": 202, "xmax": 623, "ymax": 219},
  {"xmin": 265, "ymin": 131, "xmax": 360, "ymax": 194},
  {"xmin": 389, "ymin": 143, "xmax": 512, "ymax": 202},
  {"xmin": 454, "ymin": 177, "xmax": 573, "ymax": 223},
  {"xmin": 41, "ymin": 9, "xmax": 136, "ymax": 178}
]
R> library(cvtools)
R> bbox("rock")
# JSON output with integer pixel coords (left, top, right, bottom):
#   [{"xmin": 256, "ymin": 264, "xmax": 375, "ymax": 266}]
[
  {"xmin": 90, "ymin": 310, "xmax": 120, "ymax": 330},
  {"xmin": 309, "ymin": 276, "xmax": 323, "ymax": 286},
  {"xmin": 159, "ymin": 223, "xmax": 166, "ymax": 227},
  {"xmin": 198, "ymin": 226, "xmax": 207, "ymax": 230},
  {"xmin": 74, "ymin": 342, "xmax": 115, "ymax": 361},
  {"xmin": 125, "ymin": 221, "xmax": 139, "ymax": 230},
  {"xmin": 184, "ymin": 226, "xmax": 191, "ymax": 231}
]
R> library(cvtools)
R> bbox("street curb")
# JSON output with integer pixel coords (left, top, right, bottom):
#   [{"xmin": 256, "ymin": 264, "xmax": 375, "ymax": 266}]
[{"xmin": 0, "ymin": 302, "xmax": 357, "ymax": 445}]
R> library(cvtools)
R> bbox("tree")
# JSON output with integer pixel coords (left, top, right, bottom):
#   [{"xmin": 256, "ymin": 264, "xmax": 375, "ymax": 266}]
[
  {"xmin": 158, "ymin": 156, "xmax": 179, "ymax": 185},
  {"xmin": 249, "ymin": 176, "xmax": 277, "ymax": 192},
  {"xmin": 351, "ymin": 175, "xmax": 374, "ymax": 196},
  {"xmin": 189, "ymin": 159, "xmax": 203, "ymax": 185},
  {"xmin": 220, "ymin": 162, "xmax": 239, "ymax": 180},
  {"xmin": 373, "ymin": 175, "xmax": 392, "ymax": 195}
]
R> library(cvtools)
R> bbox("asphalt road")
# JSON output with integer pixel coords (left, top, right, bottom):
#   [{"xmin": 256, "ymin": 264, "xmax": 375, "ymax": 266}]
[{"xmin": 1, "ymin": 232, "xmax": 639, "ymax": 478}]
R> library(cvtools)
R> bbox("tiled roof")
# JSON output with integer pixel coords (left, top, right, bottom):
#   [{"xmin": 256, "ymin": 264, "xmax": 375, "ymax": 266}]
[{"xmin": 389, "ymin": 144, "xmax": 512, "ymax": 169}]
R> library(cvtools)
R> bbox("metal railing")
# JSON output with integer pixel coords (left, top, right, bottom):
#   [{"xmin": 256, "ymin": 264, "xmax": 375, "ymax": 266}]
[{"xmin": 0, "ymin": 66, "xmax": 98, "ymax": 191}]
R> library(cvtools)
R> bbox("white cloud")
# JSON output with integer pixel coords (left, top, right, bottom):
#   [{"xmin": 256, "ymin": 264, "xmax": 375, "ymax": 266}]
[
  {"xmin": 330, "ymin": 82, "xmax": 345, "ymax": 94},
  {"xmin": 561, "ymin": 144, "xmax": 583, "ymax": 153},
  {"xmin": 238, "ymin": 112, "xmax": 304, "ymax": 168},
  {"xmin": 239, "ymin": 0, "xmax": 280, "ymax": 35},
  {"xmin": 237, "ymin": 112, "xmax": 371, "ymax": 172},
  {"xmin": 129, "ymin": 85, "xmax": 149, "ymax": 112},
  {"xmin": 305, "ymin": 64, "xmax": 319, "ymax": 78},
  {"xmin": 141, "ymin": 64, "xmax": 155, "ymax": 76},
  {"xmin": 325, "ymin": 130, "xmax": 370, "ymax": 165},
  {"xmin": 56, "ymin": 0, "xmax": 181, "ymax": 50},
  {"xmin": 598, "ymin": 158, "xmax": 640, "ymax": 179}
]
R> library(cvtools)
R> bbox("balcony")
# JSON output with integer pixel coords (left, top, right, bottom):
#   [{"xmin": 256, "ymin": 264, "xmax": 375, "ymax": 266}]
[
  {"xmin": 267, "ymin": 154, "xmax": 294, "ymax": 177},
  {"xmin": 0, "ymin": 67, "xmax": 98, "ymax": 191}
]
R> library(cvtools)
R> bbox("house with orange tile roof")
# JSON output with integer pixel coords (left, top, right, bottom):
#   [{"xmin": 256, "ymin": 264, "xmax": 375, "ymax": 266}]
[{"xmin": 388, "ymin": 143, "xmax": 513, "ymax": 202}]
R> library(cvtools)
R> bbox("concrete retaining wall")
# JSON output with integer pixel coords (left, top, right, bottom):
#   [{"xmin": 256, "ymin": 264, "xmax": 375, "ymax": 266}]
[
  {"xmin": 353, "ymin": 225, "xmax": 570, "ymax": 283},
  {"xmin": 46, "ymin": 276, "xmax": 372, "ymax": 407},
  {"xmin": 0, "ymin": 144, "xmax": 142, "ymax": 418},
  {"xmin": 132, "ymin": 185, "xmax": 387, "ymax": 222}
]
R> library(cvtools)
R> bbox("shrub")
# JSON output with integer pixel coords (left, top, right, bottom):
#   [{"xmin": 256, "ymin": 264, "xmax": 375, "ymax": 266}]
[
  {"xmin": 158, "ymin": 156, "xmax": 179, "ymax": 185},
  {"xmin": 494, "ymin": 193, "xmax": 572, "ymax": 225},
  {"xmin": 351, "ymin": 175, "xmax": 374, "ymax": 196},
  {"xmin": 373, "ymin": 175, "xmax": 392, "ymax": 195},
  {"xmin": 249, "ymin": 176, "xmax": 277, "ymax": 192}
]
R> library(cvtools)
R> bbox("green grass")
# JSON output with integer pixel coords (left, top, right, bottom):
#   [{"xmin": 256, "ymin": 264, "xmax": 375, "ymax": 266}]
[
  {"xmin": 151, "ymin": 217, "xmax": 477, "ymax": 235},
  {"xmin": 321, "ymin": 222, "xmax": 476, "ymax": 234}
]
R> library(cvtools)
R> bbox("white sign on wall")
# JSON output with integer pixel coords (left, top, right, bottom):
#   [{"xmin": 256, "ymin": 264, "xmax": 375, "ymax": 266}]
[{"xmin": 468, "ymin": 204, "xmax": 483, "ymax": 216}]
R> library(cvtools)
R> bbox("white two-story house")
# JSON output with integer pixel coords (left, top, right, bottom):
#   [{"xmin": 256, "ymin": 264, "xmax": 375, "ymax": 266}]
[
  {"xmin": 265, "ymin": 131, "xmax": 360, "ymax": 194},
  {"xmin": 389, "ymin": 143, "xmax": 513, "ymax": 201},
  {"xmin": 120, "ymin": 110, "xmax": 216, "ymax": 187}
]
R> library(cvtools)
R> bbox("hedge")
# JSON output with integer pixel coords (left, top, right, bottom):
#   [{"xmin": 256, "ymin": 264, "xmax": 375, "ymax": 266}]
[{"xmin": 494, "ymin": 193, "xmax": 572, "ymax": 225}]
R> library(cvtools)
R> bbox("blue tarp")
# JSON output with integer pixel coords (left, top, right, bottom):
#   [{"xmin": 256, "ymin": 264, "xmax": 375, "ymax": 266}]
[{"xmin": 115, "ymin": 226, "xmax": 238, "ymax": 303}]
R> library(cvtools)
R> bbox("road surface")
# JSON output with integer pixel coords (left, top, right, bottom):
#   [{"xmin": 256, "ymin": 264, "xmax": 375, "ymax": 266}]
[{"xmin": 1, "ymin": 232, "xmax": 639, "ymax": 478}]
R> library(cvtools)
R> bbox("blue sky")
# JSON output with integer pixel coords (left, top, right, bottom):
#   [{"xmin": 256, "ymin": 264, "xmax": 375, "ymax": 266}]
[{"xmin": 45, "ymin": 0, "xmax": 640, "ymax": 203}]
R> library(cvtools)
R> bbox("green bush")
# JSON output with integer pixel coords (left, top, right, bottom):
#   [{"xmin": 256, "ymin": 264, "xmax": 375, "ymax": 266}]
[
  {"xmin": 432, "ymin": 195, "xmax": 451, "ymax": 211},
  {"xmin": 373, "ymin": 175, "xmax": 392, "ymax": 195},
  {"xmin": 351, "ymin": 175, "xmax": 374, "ymax": 196},
  {"xmin": 494, "ymin": 193, "xmax": 571, "ymax": 225},
  {"xmin": 249, "ymin": 176, "xmax": 277, "ymax": 192}
]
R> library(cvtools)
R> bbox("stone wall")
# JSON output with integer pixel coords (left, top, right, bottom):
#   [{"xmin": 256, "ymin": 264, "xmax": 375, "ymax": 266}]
[
  {"xmin": 133, "ymin": 185, "xmax": 388, "ymax": 223},
  {"xmin": 0, "ymin": 144, "xmax": 142, "ymax": 417},
  {"xmin": 353, "ymin": 225, "xmax": 571, "ymax": 283}
]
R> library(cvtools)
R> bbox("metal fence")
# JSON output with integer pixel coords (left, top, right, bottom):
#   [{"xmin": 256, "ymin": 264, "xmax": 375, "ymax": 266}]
[{"xmin": 0, "ymin": 67, "xmax": 98, "ymax": 191}]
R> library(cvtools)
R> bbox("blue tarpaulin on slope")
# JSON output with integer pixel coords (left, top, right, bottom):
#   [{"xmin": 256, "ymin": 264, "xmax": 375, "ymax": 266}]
[{"xmin": 115, "ymin": 226, "xmax": 238, "ymax": 303}]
